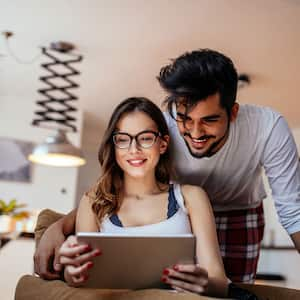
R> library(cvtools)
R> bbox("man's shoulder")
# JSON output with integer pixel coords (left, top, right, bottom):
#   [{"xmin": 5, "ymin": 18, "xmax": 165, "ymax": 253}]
[
  {"xmin": 239, "ymin": 103, "xmax": 281, "ymax": 116},
  {"xmin": 238, "ymin": 104, "xmax": 282, "ymax": 126},
  {"xmin": 232, "ymin": 104, "xmax": 284, "ymax": 147}
]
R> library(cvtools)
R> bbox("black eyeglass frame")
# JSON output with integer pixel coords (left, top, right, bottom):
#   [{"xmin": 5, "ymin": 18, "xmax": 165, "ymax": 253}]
[
  {"xmin": 112, "ymin": 130, "xmax": 161, "ymax": 149},
  {"xmin": 170, "ymin": 102, "xmax": 196, "ymax": 130}
]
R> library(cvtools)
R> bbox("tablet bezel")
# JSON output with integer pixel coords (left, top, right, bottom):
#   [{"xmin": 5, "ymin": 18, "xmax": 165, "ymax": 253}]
[{"xmin": 77, "ymin": 232, "xmax": 196, "ymax": 289}]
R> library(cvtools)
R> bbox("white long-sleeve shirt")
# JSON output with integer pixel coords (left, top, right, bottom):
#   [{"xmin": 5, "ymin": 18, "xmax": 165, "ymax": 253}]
[{"xmin": 165, "ymin": 104, "xmax": 300, "ymax": 235}]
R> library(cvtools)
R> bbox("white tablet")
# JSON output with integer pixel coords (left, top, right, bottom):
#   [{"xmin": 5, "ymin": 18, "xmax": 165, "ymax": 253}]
[{"xmin": 77, "ymin": 232, "xmax": 196, "ymax": 289}]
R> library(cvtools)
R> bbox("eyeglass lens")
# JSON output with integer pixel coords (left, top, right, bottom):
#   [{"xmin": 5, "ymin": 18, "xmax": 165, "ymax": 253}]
[{"xmin": 113, "ymin": 131, "xmax": 158, "ymax": 149}]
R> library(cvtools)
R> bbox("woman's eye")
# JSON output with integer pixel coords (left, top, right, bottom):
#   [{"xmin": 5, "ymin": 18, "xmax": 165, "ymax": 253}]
[
  {"xmin": 140, "ymin": 136, "xmax": 153, "ymax": 142},
  {"xmin": 117, "ymin": 137, "xmax": 129, "ymax": 143}
]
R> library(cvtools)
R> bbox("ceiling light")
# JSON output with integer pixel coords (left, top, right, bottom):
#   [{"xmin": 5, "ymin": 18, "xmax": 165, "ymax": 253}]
[{"xmin": 28, "ymin": 130, "xmax": 85, "ymax": 167}]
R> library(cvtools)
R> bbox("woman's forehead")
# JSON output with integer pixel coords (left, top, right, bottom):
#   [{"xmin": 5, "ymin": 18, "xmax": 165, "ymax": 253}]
[{"xmin": 116, "ymin": 111, "xmax": 158, "ymax": 131}]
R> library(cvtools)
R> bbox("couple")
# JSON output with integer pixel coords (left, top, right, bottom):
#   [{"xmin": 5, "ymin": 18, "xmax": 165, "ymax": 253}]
[{"xmin": 34, "ymin": 49, "xmax": 300, "ymax": 296}]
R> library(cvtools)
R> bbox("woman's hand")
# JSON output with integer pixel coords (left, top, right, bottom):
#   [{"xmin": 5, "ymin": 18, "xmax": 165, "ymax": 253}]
[
  {"xmin": 58, "ymin": 235, "xmax": 101, "ymax": 287},
  {"xmin": 161, "ymin": 264, "xmax": 209, "ymax": 294}
]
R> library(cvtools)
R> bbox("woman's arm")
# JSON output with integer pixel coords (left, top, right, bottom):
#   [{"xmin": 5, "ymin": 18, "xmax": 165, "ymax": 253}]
[
  {"xmin": 60, "ymin": 194, "xmax": 101, "ymax": 286},
  {"xmin": 163, "ymin": 185, "xmax": 228, "ymax": 297},
  {"xmin": 75, "ymin": 193, "xmax": 99, "ymax": 233}
]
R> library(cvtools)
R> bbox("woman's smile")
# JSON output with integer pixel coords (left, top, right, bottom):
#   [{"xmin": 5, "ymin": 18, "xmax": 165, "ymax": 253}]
[{"xmin": 127, "ymin": 158, "xmax": 147, "ymax": 167}]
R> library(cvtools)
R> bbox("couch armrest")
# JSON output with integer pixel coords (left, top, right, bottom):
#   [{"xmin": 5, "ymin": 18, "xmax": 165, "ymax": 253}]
[
  {"xmin": 237, "ymin": 283, "xmax": 300, "ymax": 300},
  {"xmin": 15, "ymin": 275, "xmax": 213, "ymax": 300},
  {"xmin": 34, "ymin": 209, "xmax": 65, "ymax": 246}
]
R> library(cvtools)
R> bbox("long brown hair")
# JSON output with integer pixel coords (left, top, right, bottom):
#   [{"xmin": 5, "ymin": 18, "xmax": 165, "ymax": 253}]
[{"xmin": 88, "ymin": 97, "xmax": 172, "ymax": 223}]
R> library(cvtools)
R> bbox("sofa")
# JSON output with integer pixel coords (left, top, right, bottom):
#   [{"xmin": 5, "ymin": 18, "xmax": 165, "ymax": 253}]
[{"xmin": 15, "ymin": 209, "xmax": 300, "ymax": 300}]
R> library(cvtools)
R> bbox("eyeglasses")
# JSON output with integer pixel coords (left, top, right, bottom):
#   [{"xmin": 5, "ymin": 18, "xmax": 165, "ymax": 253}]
[
  {"xmin": 171, "ymin": 102, "xmax": 221, "ymax": 130},
  {"xmin": 171, "ymin": 103, "xmax": 195, "ymax": 130},
  {"xmin": 112, "ymin": 130, "xmax": 161, "ymax": 149}
]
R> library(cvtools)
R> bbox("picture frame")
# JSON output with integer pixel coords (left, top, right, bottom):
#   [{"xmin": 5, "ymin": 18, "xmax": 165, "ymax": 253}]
[{"xmin": 0, "ymin": 137, "xmax": 34, "ymax": 183}]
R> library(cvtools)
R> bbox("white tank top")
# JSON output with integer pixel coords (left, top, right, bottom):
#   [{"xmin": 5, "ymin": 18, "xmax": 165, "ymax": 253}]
[{"xmin": 100, "ymin": 183, "xmax": 192, "ymax": 235}]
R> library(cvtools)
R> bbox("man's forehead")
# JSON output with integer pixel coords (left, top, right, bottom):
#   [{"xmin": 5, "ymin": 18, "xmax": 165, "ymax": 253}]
[{"xmin": 176, "ymin": 100, "xmax": 224, "ymax": 116}]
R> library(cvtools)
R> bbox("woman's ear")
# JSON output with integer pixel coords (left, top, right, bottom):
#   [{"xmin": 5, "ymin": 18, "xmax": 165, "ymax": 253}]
[{"xmin": 160, "ymin": 135, "xmax": 169, "ymax": 154}]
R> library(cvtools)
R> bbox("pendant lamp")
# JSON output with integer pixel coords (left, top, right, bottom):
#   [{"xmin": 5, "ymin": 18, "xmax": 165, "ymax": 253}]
[
  {"xmin": 28, "ymin": 42, "xmax": 86, "ymax": 167},
  {"xmin": 28, "ymin": 129, "xmax": 85, "ymax": 167}
]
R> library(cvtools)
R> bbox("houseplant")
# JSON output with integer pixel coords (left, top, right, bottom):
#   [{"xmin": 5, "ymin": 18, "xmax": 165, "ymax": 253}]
[{"xmin": 0, "ymin": 199, "xmax": 29, "ymax": 233}]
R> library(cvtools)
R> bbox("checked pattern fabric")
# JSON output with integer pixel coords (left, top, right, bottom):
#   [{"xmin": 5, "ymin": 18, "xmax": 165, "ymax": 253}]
[{"xmin": 214, "ymin": 203, "xmax": 265, "ymax": 283}]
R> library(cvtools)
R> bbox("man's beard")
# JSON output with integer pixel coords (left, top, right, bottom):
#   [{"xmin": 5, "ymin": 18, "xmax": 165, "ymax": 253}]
[{"xmin": 183, "ymin": 124, "xmax": 230, "ymax": 159}]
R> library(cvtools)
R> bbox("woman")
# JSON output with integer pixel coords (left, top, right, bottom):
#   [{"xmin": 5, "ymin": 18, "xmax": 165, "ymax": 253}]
[{"xmin": 59, "ymin": 97, "xmax": 228, "ymax": 297}]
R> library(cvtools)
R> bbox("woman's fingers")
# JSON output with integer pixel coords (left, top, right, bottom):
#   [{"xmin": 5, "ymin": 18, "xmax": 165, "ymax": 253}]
[
  {"xmin": 60, "ymin": 248, "xmax": 101, "ymax": 266},
  {"xmin": 174, "ymin": 264, "xmax": 208, "ymax": 277},
  {"xmin": 65, "ymin": 263, "xmax": 91, "ymax": 286},
  {"xmin": 166, "ymin": 276, "xmax": 205, "ymax": 294},
  {"xmin": 66, "ymin": 261, "xmax": 93, "ymax": 277},
  {"xmin": 164, "ymin": 268, "xmax": 198, "ymax": 284},
  {"xmin": 58, "ymin": 235, "xmax": 101, "ymax": 266},
  {"xmin": 60, "ymin": 242, "xmax": 90, "ymax": 257},
  {"xmin": 162, "ymin": 264, "xmax": 209, "ymax": 294},
  {"xmin": 173, "ymin": 286, "xmax": 186, "ymax": 293}
]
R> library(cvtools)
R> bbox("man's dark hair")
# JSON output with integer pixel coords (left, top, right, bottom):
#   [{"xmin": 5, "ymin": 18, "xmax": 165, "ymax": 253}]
[{"xmin": 157, "ymin": 49, "xmax": 238, "ymax": 116}]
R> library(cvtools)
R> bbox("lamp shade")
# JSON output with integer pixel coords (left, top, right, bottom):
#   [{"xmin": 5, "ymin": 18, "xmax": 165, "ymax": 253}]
[{"xmin": 28, "ymin": 130, "xmax": 86, "ymax": 167}]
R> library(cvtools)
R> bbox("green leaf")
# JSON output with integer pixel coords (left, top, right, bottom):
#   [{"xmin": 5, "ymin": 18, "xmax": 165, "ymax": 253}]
[
  {"xmin": 6, "ymin": 199, "xmax": 17, "ymax": 212},
  {"xmin": 0, "ymin": 199, "xmax": 6, "ymax": 209}
]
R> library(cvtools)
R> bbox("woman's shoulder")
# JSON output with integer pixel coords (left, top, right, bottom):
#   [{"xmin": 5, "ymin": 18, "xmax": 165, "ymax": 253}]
[
  {"xmin": 177, "ymin": 184, "xmax": 210, "ymax": 208},
  {"xmin": 178, "ymin": 184, "xmax": 207, "ymax": 195},
  {"xmin": 84, "ymin": 182, "xmax": 99, "ymax": 199}
]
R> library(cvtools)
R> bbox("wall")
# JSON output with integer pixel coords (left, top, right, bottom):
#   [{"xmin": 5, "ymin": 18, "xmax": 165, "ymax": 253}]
[{"xmin": 0, "ymin": 51, "xmax": 83, "ymax": 214}]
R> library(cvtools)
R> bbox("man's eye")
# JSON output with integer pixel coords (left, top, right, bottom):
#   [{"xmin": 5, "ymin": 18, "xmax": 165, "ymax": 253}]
[
  {"xmin": 176, "ymin": 113, "xmax": 185, "ymax": 120},
  {"xmin": 203, "ymin": 119, "xmax": 218, "ymax": 123},
  {"xmin": 177, "ymin": 113, "xmax": 192, "ymax": 122}
]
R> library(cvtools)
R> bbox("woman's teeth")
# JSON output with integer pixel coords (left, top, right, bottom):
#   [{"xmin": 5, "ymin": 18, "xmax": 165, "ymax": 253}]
[{"xmin": 128, "ymin": 159, "xmax": 146, "ymax": 166}]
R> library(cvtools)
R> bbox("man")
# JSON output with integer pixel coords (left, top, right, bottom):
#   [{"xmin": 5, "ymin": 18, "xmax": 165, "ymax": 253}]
[{"xmin": 34, "ymin": 49, "xmax": 300, "ymax": 283}]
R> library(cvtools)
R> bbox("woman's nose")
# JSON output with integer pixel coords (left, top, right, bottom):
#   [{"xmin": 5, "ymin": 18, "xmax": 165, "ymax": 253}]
[{"xmin": 128, "ymin": 138, "xmax": 141, "ymax": 153}]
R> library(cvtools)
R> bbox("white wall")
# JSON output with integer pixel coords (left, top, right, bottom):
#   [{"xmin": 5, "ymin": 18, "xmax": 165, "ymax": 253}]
[{"xmin": 0, "ymin": 52, "xmax": 83, "ymax": 214}]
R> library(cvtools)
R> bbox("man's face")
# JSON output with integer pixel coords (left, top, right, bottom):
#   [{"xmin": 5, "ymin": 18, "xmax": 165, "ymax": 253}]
[{"xmin": 175, "ymin": 93, "xmax": 238, "ymax": 158}]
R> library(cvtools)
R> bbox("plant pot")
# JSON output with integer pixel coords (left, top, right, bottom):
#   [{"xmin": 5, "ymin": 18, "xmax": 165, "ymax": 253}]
[{"xmin": 0, "ymin": 215, "xmax": 14, "ymax": 233}]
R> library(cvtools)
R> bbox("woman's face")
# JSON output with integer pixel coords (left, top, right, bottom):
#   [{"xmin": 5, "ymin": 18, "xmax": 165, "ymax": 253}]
[{"xmin": 114, "ymin": 111, "xmax": 168, "ymax": 179}]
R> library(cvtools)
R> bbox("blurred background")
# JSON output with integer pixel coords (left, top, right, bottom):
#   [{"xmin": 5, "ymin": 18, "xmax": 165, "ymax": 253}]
[{"xmin": 0, "ymin": 1, "xmax": 299, "ymax": 298}]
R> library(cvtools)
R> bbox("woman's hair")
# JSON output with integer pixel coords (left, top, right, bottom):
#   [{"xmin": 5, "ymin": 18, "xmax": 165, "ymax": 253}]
[
  {"xmin": 157, "ymin": 49, "xmax": 238, "ymax": 116},
  {"xmin": 89, "ymin": 97, "xmax": 171, "ymax": 223}
]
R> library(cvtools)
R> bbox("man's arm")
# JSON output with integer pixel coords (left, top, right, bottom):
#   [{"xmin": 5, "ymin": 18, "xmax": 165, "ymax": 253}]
[
  {"xmin": 291, "ymin": 232, "xmax": 300, "ymax": 253},
  {"xmin": 34, "ymin": 209, "xmax": 77, "ymax": 279},
  {"xmin": 262, "ymin": 115, "xmax": 300, "ymax": 251}
]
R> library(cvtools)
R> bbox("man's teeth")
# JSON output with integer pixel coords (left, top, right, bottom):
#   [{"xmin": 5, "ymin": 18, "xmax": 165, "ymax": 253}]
[{"xmin": 192, "ymin": 138, "xmax": 208, "ymax": 142}]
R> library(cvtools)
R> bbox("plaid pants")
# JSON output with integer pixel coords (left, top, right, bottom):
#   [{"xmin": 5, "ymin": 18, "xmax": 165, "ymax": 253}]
[{"xmin": 214, "ymin": 203, "xmax": 265, "ymax": 283}]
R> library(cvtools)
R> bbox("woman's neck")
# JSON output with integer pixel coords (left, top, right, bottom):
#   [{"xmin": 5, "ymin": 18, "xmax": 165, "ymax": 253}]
[{"xmin": 123, "ymin": 174, "xmax": 161, "ymax": 199}]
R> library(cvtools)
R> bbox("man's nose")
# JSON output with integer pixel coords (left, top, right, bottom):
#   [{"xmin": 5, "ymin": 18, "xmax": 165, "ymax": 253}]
[{"xmin": 189, "ymin": 121, "xmax": 205, "ymax": 138}]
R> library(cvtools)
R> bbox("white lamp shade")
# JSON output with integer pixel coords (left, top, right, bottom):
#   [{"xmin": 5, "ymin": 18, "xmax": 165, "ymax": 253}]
[{"xmin": 28, "ymin": 130, "xmax": 86, "ymax": 167}]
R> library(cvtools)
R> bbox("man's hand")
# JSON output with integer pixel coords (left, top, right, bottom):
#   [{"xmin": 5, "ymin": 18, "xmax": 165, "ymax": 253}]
[
  {"xmin": 33, "ymin": 209, "xmax": 77, "ymax": 279},
  {"xmin": 33, "ymin": 218, "xmax": 66, "ymax": 279}
]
